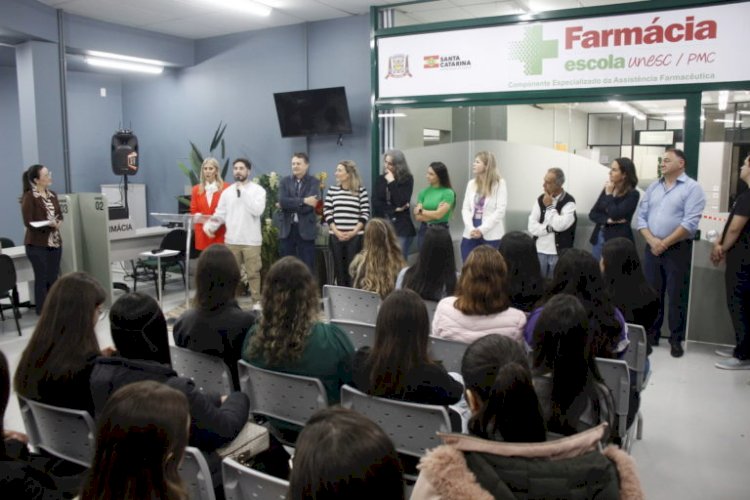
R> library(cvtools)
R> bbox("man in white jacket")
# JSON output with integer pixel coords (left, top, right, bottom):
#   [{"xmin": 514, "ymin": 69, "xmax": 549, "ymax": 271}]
[{"xmin": 204, "ymin": 158, "xmax": 266, "ymax": 300}]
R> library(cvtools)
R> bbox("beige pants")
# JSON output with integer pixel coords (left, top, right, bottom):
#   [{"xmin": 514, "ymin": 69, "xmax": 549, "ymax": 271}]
[{"xmin": 226, "ymin": 244, "xmax": 262, "ymax": 301}]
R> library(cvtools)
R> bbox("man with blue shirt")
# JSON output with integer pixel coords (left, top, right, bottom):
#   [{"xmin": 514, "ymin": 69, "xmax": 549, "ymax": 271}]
[{"xmin": 637, "ymin": 148, "xmax": 706, "ymax": 358}]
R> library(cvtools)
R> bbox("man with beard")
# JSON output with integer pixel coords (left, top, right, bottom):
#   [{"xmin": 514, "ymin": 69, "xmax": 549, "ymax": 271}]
[{"xmin": 205, "ymin": 158, "xmax": 266, "ymax": 301}]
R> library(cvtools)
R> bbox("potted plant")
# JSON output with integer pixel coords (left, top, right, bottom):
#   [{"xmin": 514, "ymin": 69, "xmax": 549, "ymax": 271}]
[{"xmin": 176, "ymin": 122, "xmax": 230, "ymax": 212}]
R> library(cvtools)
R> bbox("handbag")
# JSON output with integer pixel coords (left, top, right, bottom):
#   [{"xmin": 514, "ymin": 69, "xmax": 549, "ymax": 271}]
[{"xmin": 216, "ymin": 421, "xmax": 270, "ymax": 460}]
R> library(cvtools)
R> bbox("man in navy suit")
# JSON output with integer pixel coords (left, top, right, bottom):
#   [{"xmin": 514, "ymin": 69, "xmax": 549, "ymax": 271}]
[{"xmin": 276, "ymin": 152, "xmax": 319, "ymax": 273}]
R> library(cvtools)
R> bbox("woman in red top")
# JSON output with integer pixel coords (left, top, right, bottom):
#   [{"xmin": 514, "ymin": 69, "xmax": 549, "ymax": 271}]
[{"xmin": 191, "ymin": 157, "xmax": 229, "ymax": 250}]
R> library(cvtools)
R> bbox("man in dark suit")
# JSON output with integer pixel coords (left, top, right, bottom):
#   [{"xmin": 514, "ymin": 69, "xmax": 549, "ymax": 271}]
[{"xmin": 276, "ymin": 152, "xmax": 319, "ymax": 273}]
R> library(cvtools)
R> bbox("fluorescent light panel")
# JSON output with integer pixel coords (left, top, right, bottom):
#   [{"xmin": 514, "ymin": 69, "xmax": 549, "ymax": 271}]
[
  {"xmin": 85, "ymin": 57, "xmax": 163, "ymax": 74},
  {"xmin": 87, "ymin": 50, "xmax": 165, "ymax": 66},
  {"xmin": 202, "ymin": 0, "xmax": 272, "ymax": 16}
]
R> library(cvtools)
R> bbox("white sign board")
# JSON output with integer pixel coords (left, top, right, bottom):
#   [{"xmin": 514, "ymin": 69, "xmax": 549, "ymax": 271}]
[{"xmin": 378, "ymin": 3, "xmax": 749, "ymax": 98}]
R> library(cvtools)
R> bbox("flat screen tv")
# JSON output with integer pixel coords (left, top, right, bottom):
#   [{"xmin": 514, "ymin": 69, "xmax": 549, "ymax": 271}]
[{"xmin": 273, "ymin": 86, "xmax": 352, "ymax": 137}]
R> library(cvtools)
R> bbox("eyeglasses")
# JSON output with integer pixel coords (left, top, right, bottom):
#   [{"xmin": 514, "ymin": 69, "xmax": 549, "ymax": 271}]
[{"xmin": 384, "ymin": 160, "xmax": 394, "ymax": 166}]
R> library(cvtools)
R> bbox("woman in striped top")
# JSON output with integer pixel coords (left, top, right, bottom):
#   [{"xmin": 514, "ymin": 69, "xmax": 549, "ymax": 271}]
[{"xmin": 324, "ymin": 160, "xmax": 370, "ymax": 287}]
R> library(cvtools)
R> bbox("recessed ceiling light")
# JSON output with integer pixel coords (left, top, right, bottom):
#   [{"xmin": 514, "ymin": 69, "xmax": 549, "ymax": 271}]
[{"xmin": 201, "ymin": 0, "xmax": 272, "ymax": 17}]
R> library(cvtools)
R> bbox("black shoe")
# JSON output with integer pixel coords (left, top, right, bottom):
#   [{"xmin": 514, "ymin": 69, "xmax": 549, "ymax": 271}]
[
  {"xmin": 670, "ymin": 342, "xmax": 684, "ymax": 358},
  {"xmin": 647, "ymin": 332, "xmax": 660, "ymax": 347}
]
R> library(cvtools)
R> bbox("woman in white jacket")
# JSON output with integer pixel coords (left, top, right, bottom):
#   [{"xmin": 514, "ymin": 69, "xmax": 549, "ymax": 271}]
[{"xmin": 460, "ymin": 151, "xmax": 507, "ymax": 262}]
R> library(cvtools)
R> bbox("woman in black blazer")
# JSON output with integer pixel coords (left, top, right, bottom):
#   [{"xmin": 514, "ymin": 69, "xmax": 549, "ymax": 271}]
[
  {"xmin": 373, "ymin": 149, "xmax": 416, "ymax": 260},
  {"xmin": 588, "ymin": 157, "xmax": 640, "ymax": 260}
]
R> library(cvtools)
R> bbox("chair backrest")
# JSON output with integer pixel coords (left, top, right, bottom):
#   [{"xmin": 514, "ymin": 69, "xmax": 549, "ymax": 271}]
[
  {"xmin": 339, "ymin": 385, "xmax": 451, "ymax": 459},
  {"xmin": 595, "ymin": 358, "xmax": 630, "ymax": 441},
  {"xmin": 17, "ymin": 396, "xmax": 96, "ymax": 467},
  {"xmin": 161, "ymin": 229, "xmax": 187, "ymax": 255},
  {"xmin": 330, "ymin": 320, "xmax": 375, "ymax": 350},
  {"xmin": 423, "ymin": 300, "xmax": 439, "ymax": 325},
  {"xmin": 170, "ymin": 345, "xmax": 235, "ymax": 394},
  {"xmin": 179, "ymin": 446, "xmax": 216, "ymax": 500},
  {"xmin": 0, "ymin": 254, "xmax": 17, "ymax": 294},
  {"xmin": 0, "ymin": 237, "xmax": 15, "ymax": 249},
  {"xmin": 624, "ymin": 323, "xmax": 648, "ymax": 391},
  {"xmin": 323, "ymin": 285, "xmax": 381, "ymax": 324},
  {"xmin": 222, "ymin": 457, "xmax": 289, "ymax": 500},
  {"xmin": 428, "ymin": 336, "xmax": 467, "ymax": 374},
  {"xmin": 238, "ymin": 360, "xmax": 328, "ymax": 427}
]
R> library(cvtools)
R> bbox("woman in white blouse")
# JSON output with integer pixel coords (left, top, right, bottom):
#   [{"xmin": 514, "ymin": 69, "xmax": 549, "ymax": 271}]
[{"xmin": 460, "ymin": 151, "xmax": 507, "ymax": 262}]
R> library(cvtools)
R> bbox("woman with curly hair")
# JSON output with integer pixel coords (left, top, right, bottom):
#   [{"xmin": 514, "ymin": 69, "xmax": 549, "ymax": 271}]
[
  {"xmin": 242, "ymin": 256, "xmax": 354, "ymax": 404},
  {"xmin": 349, "ymin": 218, "xmax": 406, "ymax": 298},
  {"xmin": 431, "ymin": 245, "xmax": 526, "ymax": 344}
]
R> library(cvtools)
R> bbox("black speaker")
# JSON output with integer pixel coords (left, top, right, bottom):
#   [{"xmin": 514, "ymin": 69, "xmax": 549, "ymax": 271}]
[{"xmin": 111, "ymin": 130, "xmax": 139, "ymax": 176}]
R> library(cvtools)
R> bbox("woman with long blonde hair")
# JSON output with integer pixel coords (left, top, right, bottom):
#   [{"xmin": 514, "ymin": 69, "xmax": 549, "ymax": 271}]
[
  {"xmin": 349, "ymin": 218, "xmax": 405, "ymax": 298},
  {"xmin": 191, "ymin": 157, "xmax": 229, "ymax": 250},
  {"xmin": 460, "ymin": 151, "xmax": 507, "ymax": 261},
  {"xmin": 243, "ymin": 257, "xmax": 354, "ymax": 405}
]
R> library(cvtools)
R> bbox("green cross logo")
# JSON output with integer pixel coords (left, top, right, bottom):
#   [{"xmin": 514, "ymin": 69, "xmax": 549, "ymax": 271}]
[{"xmin": 509, "ymin": 25, "xmax": 558, "ymax": 76}]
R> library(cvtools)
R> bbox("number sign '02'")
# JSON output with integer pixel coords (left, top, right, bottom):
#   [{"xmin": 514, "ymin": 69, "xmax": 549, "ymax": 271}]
[{"xmin": 377, "ymin": 2, "xmax": 749, "ymax": 98}]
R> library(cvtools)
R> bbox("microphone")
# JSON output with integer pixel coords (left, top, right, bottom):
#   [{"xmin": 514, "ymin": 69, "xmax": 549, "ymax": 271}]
[{"xmin": 236, "ymin": 188, "xmax": 241, "ymax": 198}]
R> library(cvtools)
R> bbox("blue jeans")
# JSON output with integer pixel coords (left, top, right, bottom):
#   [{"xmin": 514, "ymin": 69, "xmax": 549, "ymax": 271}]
[
  {"xmin": 591, "ymin": 230, "xmax": 605, "ymax": 261},
  {"xmin": 537, "ymin": 253, "xmax": 558, "ymax": 279},
  {"xmin": 460, "ymin": 219, "xmax": 500, "ymax": 261},
  {"xmin": 399, "ymin": 236, "xmax": 414, "ymax": 261},
  {"xmin": 25, "ymin": 244, "xmax": 62, "ymax": 314},
  {"xmin": 643, "ymin": 240, "xmax": 692, "ymax": 344},
  {"xmin": 280, "ymin": 223, "xmax": 316, "ymax": 275}
]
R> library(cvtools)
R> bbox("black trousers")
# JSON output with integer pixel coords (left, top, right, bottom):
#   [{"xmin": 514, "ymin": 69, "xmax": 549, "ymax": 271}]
[
  {"xmin": 329, "ymin": 234, "xmax": 362, "ymax": 287},
  {"xmin": 725, "ymin": 256, "xmax": 750, "ymax": 360},
  {"xmin": 25, "ymin": 244, "xmax": 62, "ymax": 314},
  {"xmin": 643, "ymin": 240, "xmax": 692, "ymax": 344}
]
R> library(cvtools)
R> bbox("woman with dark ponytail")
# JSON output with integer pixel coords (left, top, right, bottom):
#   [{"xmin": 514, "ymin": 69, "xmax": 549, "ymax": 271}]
[
  {"xmin": 20, "ymin": 164, "xmax": 63, "ymax": 314},
  {"xmin": 411, "ymin": 333, "xmax": 641, "ymax": 499}
]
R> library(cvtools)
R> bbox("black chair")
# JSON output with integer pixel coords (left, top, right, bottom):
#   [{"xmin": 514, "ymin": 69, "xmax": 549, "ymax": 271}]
[
  {"xmin": 0, "ymin": 237, "xmax": 14, "ymax": 249},
  {"xmin": 0, "ymin": 255, "xmax": 23, "ymax": 335},
  {"xmin": 0, "ymin": 237, "xmax": 27, "ymax": 314},
  {"xmin": 131, "ymin": 229, "xmax": 187, "ymax": 294}
]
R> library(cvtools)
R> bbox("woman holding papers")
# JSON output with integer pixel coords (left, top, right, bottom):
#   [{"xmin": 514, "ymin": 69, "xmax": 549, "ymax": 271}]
[
  {"xmin": 191, "ymin": 157, "xmax": 229, "ymax": 250},
  {"xmin": 20, "ymin": 164, "xmax": 63, "ymax": 314}
]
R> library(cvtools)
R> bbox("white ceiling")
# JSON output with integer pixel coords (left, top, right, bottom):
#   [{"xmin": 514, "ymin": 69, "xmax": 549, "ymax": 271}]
[{"xmin": 35, "ymin": 0, "xmax": 643, "ymax": 40}]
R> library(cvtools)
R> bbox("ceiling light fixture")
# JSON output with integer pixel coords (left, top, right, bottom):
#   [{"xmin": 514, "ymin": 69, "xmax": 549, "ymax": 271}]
[
  {"xmin": 85, "ymin": 57, "xmax": 164, "ymax": 74},
  {"xmin": 378, "ymin": 112, "xmax": 407, "ymax": 118},
  {"xmin": 203, "ymin": 0, "xmax": 272, "ymax": 17},
  {"xmin": 87, "ymin": 50, "xmax": 165, "ymax": 66}
]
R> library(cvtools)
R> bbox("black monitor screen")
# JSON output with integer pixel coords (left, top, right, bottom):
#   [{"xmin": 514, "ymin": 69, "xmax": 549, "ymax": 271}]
[{"xmin": 273, "ymin": 87, "xmax": 352, "ymax": 137}]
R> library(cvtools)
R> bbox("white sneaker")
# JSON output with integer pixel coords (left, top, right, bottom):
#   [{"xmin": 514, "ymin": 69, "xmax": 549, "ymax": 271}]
[
  {"xmin": 715, "ymin": 347, "xmax": 735, "ymax": 358},
  {"xmin": 715, "ymin": 358, "xmax": 750, "ymax": 370}
]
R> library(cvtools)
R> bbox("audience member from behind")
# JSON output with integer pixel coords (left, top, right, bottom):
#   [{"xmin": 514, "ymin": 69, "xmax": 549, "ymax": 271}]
[
  {"xmin": 80, "ymin": 381, "xmax": 190, "ymax": 500},
  {"xmin": 601, "ymin": 237, "xmax": 659, "ymax": 339},
  {"xmin": 1, "ymin": 350, "xmax": 58, "ymax": 499},
  {"xmin": 524, "ymin": 248, "xmax": 628, "ymax": 360},
  {"xmin": 349, "ymin": 218, "xmax": 405, "ymax": 298},
  {"xmin": 92, "ymin": 292, "xmax": 249, "ymax": 489},
  {"xmin": 498, "ymin": 231, "xmax": 545, "ymax": 313},
  {"xmin": 460, "ymin": 151, "xmax": 508, "ymax": 261},
  {"xmin": 373, "ymin": 149, "xmax": 416, "ymax": 260},
  {"xmin": 527, "ymin": 167, "xmax": 577, "ymax": 279},
  {"xmin": 411, "ymin": 334, "xmax": 642, "ymax": 499},
  {"xmin": 173, "ymin": 244, "xmax": 257, "ymax": 388},
  {"xmin": 352, "ymin": 290, "xmax": 463, "ymax": 406},
  {"xmin": 396, "ymin": 226, "xmax": 456, "ymax": 301},
  {"xmin": 432, "ymin": 246, "xmax": 526, "ymax": 344},
  {"xmin": 14, "ymin": 272, "xmax": 110, "ymax": 414},
  {"xmin": 288, "ymin": 407, "xmax": 404, "ymax": 500},
  {"xmin": 243, "ymin": 257, "xmax": 353, "ymax": 405},
  {"xmin": 532, "ymin": 294, "xmax": 615, "ymax": 440},
  {"xmin": 588, "ymin": 157, "xmax": 640, "ymax": 260}
]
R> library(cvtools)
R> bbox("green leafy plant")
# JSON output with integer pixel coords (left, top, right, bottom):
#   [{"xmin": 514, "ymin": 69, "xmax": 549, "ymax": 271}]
[
  {"xmin": 254, "ymin": 172, "xmax": 280, "ymax": 277},
  {"xmin": 177, "ymin": 122, "xmax": 230, "ymax": 207}
]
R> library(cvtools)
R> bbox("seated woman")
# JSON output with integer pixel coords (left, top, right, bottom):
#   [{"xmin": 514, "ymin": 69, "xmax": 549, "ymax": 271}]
[
  {"xmin": 523, "ymin": 248, "xmax": 628, "ymax": 359},
  {"xmin": 14, "ymin": 272, "xmax": 111, "ymax": 415},
  {"xmin": 411, "ymin": 334, "xmax": 642, "ymax": 499},
  {"xmin": 243, "ymin": 256, "xmax": 353, "ymax": 405},
  {"xmin": 91, "ymin": 292, "xmax": 249, "ymax": 490},
  {"xmin": 601, "ymin": 237, "xmax": 660, "ymax": 345},
  {"xmin": 432, "ymin": 245, "xmax": 526, "ymax": 344},
  {"xmin": 1, "ymin": 350, "xmax": 59, "ymax": 499},
  {"xmin": 288, "ymin": 407, "xmax": 404, "ymax": 499},
  {"xmin": 498, "ymin": 231, "xmax": 545, "ymax": 313},
  {"xmin": 395, "ymin": 225, "xmax": 457, "ymax": 301},
  {"xmin": 351, "ymin": 289, "xmax": 463, "ymax": 406},
  {"xmin": 532, "ymin": 294, "xmax": 615, "ymax": 440},
  {"xmin": 173, "ymin": 243, "xmax": 257, "ymax": 388},
  {"xmin": 349, "ymin": 218, "xmax": 405, "ymax": 298},
  {"xmin": 80, "ymin": 380, "xmax": 190, "ymax": 500}
]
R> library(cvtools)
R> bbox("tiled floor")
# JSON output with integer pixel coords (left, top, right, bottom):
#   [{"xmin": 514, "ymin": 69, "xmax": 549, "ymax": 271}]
[{"xmin": 1, "ymin": 277, "xmax": 749, "ymax": 499}]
